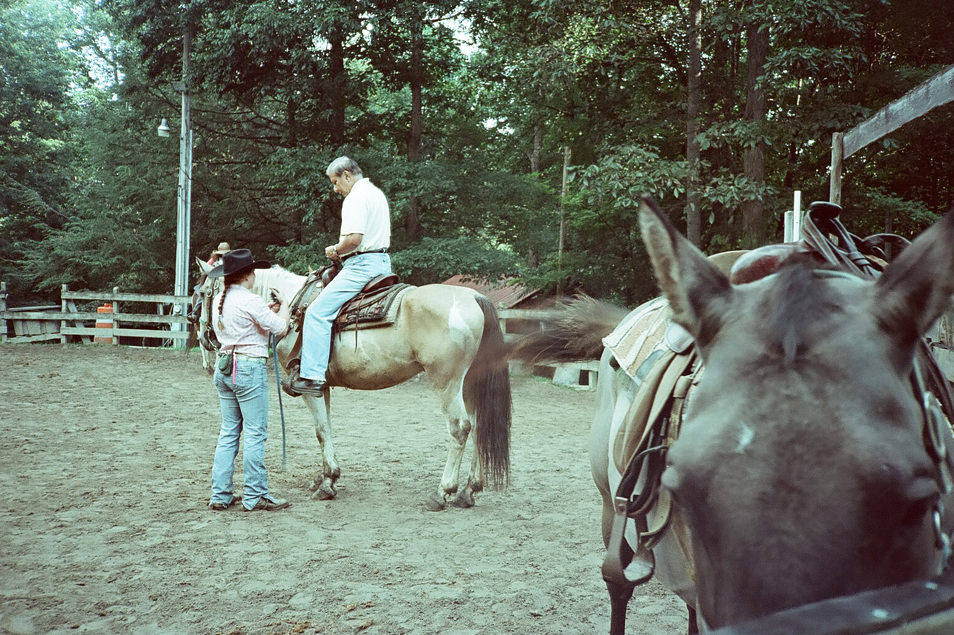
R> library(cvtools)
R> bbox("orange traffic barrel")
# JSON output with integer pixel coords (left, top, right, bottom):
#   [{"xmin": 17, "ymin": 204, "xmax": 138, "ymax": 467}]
[{"xmin": 94, "ymin": 303, "xmax": 114, "ymax": 344}]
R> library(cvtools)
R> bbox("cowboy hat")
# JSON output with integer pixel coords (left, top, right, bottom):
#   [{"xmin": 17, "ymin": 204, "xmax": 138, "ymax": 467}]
[
  {"xmin": 207, "ymin": 248, "xmax": 270, "ymax": 278},
  {"xmin": 211, "ymin": 241, "xmax": 231, "ymax": 256}
]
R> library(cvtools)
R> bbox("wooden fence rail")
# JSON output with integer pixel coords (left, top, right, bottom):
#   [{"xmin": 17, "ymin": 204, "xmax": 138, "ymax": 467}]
[{"xmin": 0, "ymin": 281, "xmax": 191, "ymax": 346}]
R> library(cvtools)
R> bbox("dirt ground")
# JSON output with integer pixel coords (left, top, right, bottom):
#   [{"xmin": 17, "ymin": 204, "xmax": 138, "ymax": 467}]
[{"xmin": 0, "ymin": 343, "xmax": 686, "ymax": 634}]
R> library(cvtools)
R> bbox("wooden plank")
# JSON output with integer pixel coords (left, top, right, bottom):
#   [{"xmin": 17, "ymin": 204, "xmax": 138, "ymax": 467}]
[
  {"xmin": 13, "ymin": 318, "xmax": 59, "ymax": 336},
  {"xmin": 61, "ymin": 326, "xmax": 190, "ymax": 340},
  {"xmin": 64, "ymin": 298, "xmax": 91, "ymax": 344},
  {"xmin": 843, "ymin": 65, "xmax": 954, "ymax": 158},
  {"xmin": 0, "ymin": 310, "xmax": 188, "ymax": 325},
  {"xmin": 4, "ymin": 332, "xmax": 62, "ymax": 344},
  {"xmin": 61, "ymin": 290, "xmax": 191, "ymax": 304},
  {"xmin": 6, "ymin": 305, "xmax": 58, "ymax": 312}
]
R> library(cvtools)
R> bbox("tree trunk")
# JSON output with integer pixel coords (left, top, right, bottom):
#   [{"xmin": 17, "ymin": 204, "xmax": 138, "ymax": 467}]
[
  {"xmin": 740, "ymin": 22, "xmax": 769, "ymax": 247},
  {"xmin": 328, "ymin": 25, "xmax": 346, "ymax": 147},
  {"xmin": 405, "ymin": 18, "xmax": 424, "ymax": 241},
  {"xmin": 285, "ymin": 97, "xmax": 298, "ymax": 147},
  {"xmin": 685, "ymin": 0, "xmax": 702, "ymax": 246},
  {"xmin": 529, "ymin": 117, "xmax": 543, "ymax": 173}
]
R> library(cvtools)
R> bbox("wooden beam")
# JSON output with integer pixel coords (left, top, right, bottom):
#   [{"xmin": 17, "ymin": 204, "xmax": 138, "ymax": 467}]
[
  {"xmin": 830, "ymin": 132, "xmax": 844, "ymax": 205},
  {"xmin": 843, "ymin": 65, "xmax": 954, "ymax": 158},
  {"xmin": 62, "ymin": 290, "xmax": 190, "ymax": 304}
]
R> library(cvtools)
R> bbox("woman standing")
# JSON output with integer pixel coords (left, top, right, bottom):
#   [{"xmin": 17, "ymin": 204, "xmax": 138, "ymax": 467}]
[{"xmin": 207, "ymin": 249, "xmax": 290, "ymax": 511}]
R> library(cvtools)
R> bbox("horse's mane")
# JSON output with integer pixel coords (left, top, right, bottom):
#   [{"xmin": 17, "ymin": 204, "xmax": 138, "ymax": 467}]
[
  {"xmin": 250, "ymin": 265, "xmax": 308, "ymax": 301},
  {"xmin": 764, "ymin": 257, "xmax": 844, "ymax": 364}
]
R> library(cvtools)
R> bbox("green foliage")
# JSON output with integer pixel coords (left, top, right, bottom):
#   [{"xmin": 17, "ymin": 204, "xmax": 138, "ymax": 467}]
[
  {"xmin": 0, "ymin": 0, "xmax": 81, "ymax": 301},
  {"xmin": 2, "ymin": 0, "xmax": 953, "ymax": 309},
  {"xmin": 391, "ymin": 236, "xmax": 521, "ymax": 285}
]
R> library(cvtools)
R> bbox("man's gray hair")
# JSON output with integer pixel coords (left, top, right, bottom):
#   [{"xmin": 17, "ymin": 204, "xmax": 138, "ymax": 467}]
[{"xmin": 326, "ymin": 156, "xmax": 362, "ymax": 178}]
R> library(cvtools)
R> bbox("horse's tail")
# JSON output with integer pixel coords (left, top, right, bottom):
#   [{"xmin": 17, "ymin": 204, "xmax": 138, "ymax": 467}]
[
  {"xmin": 466, "ymin": 294, "xmax": 512, "ymax": 490},
  {"xmin": 508, "ymin": 295, "xmax": 628, "ymax": 364}
]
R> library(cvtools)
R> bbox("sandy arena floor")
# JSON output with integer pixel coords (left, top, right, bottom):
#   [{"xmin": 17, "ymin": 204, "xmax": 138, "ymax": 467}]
[{"xmin": 0, "ymin": 344, "xmax": 685, "ymax": 634}]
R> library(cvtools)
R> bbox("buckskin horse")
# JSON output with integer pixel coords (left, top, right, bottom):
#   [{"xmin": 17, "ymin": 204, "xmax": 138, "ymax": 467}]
[
  {"xmin": 195, "ymin": 261, "xmax": 511, "ymax": 509},
  {"xmin": 510, "ymin": 196, "xmax": 954, "ymax": 632}
]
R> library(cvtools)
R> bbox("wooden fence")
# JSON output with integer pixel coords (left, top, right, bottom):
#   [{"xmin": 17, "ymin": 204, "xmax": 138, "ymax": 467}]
[
  {"xmin": 0, "ymin": 282, "xmax": 191, "ymax": 346},
  {"xmin": 830, "ymin": 64, "xmax": 954, "ymax": 204},
  {"xmin": 3, "ymin": 281, "xmax": 950, "ymax": 389}
]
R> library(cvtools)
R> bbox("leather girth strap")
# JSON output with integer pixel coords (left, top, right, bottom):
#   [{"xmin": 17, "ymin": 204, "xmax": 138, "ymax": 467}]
[{"xmin": 602, "ymin": 349, "xmax": 698, "ymax": 588}]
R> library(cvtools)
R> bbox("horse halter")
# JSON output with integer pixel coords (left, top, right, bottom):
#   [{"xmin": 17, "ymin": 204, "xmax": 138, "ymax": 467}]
[
  {"xmin": 603, "ymin": 203, "xmax": 954, "ymax": 591},
  {"xmin": 804, "ymin": 202, "xmax": 954, "ymax": 572},
  {"xmin": 199, "ymin": 276, "xmax": 222, "ymax": 351}
]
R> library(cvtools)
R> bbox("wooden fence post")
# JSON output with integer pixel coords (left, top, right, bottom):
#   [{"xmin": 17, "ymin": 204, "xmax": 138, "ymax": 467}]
[
  {"xmin": 60, "ymin": 284, "xmax": 69, "ymax": 344},
  {"xmin": 112, "ymin": 286, "xmax": 120, "ymax": 345},
  {"xmin": 1, "ymin": 282, "xmax": 7, "ymax": 343},
  {"xmin": 829, "ymin": 132, "xmax": 843, "ymax": 205}
]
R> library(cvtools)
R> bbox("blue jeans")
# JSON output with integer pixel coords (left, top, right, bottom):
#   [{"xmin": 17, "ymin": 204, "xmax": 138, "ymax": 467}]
[
  {"xmin": 299, "ymin": 252, "xmax": 392, "ymax": 382},
  {"xmin": 210, "ymin": 358, "xmax": 273, "ymax": 510}
]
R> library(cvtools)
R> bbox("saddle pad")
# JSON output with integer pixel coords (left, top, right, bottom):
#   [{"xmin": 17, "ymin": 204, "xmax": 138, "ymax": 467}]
[
  {"xmin": 602, "ymin": 297, "xmax": 671, "ymax": 380},
  {"xmin": 335, "ymin": 284, "xmax": 412, "ymax": 332},
  {"xmin": 602, "ymin": 251, "xmax": 746, "ymax": 381}
]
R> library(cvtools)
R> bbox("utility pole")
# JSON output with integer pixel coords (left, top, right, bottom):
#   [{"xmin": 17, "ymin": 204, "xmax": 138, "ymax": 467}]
[
  {"xmin": 556, "ymin": 145, "xmax": 570, "ymax": 299},
  {"xmin": 172, "ymin": 24, "xmax": 192, "ymax": 348}
]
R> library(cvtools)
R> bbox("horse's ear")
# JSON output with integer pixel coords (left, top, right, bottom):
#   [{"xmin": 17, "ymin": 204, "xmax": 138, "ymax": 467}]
[
  {"xmin": 639, "ymin": 195, "xmax": 732, "ymax": 348},
  {"xmin": 197, "ymin": 258, "xmax": 213, "ymax": 275},
  {"xmin": 873, "ymin": 209, "xmax": 954, "ymax": 347}
]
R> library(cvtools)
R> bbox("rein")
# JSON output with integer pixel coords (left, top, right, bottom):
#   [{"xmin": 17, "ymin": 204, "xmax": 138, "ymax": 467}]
[{"xmin": 271, "ymin": 333, "xmax": 288, "ymax": 472}]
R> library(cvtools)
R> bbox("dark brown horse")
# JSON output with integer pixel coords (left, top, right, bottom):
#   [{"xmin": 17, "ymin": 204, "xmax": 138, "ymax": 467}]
[{"xmin": 511, "ymin": 196, "xmax": 954, "ymax": 632}]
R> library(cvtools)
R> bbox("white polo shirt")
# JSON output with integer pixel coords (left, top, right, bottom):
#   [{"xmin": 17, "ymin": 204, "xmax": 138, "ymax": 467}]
[{"xmin": 339, "ymin": 178, "xmax": 390, "ymax": 252}]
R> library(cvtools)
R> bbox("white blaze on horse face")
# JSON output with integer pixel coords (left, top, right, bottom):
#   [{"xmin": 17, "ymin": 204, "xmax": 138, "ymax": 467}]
[{"xmin": 734, "ymin": 423, "xmax": 755, "ymax": 454}]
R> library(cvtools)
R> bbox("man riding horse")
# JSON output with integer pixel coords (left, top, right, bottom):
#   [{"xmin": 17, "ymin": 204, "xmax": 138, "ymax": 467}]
[{"xmin": 287, "ymin": 156, "xmax": 392, "ymax": 397}]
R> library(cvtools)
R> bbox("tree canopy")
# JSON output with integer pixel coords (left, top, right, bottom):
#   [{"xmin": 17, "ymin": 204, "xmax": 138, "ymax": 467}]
[{"xmin": 2, "ymin": 0, "xmax": 952, "ymax": 306}]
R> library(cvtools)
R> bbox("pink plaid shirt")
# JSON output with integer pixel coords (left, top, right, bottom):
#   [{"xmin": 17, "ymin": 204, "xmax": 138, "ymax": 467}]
[{"xmin": 212, "ymin": 285, "xmax": 287, "ymax": 357}]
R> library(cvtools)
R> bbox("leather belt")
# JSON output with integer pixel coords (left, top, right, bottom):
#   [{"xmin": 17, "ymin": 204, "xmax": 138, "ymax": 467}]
[
  {"xmin": 341, "ymin": 248, "xmax": 388, "ymax": 262},
  {"xmin": 220, "ymin": 352, "xmax": 266, "ymax": 363}
]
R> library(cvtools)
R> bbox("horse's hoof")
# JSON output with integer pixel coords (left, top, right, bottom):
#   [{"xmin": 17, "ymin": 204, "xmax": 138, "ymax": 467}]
[
  {"xmin": 450, "ymin": 489, "xmax": 476, "ymax": 508},
  {"xmin": 425, "ymin": 492, "xmax": 446, "ymax": 512},
  {"xmin": 309, "ymin": 478, "xmax": 321, "ymax": 492},
  {"xmin": 312, "ymin": 484, "xmax": 336, "ymax": 500}
]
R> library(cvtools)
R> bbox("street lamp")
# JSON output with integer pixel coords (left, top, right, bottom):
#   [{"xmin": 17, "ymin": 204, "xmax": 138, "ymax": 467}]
[{"xmin": 157, "ymin": 25, "xmax": 192, "ymax": 349}]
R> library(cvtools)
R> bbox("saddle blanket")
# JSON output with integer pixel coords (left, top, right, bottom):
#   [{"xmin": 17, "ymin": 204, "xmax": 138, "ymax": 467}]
[
  {"xmin": 602, "ymin": 250, "xmax": 746, "ymax": 382},
  {"xmin": 602, "ymin": 297, "xmax": 692, "ymax": 381},
  {"xmin": 335, "ymin": 283, "xmax": 412, "ymax": 332}
]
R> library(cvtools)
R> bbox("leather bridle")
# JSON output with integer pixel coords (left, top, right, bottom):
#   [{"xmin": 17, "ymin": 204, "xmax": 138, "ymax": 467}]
[{"xmin": 603, "ymin": 202, "xmax": 954, "ymax": 590}]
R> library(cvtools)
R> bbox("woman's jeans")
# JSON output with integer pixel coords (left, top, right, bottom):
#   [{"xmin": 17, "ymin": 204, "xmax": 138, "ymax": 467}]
[
  {"xmin": 210, "ymin": 358, "xmax": 271, "ymax": 509},
  {"xmin": 299, "ymin": 252, "xmax": 392, "ymax": 382}
]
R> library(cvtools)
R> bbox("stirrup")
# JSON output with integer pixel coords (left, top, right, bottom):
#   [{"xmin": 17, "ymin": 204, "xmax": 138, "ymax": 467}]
[{"xmin": 602, "ymin": 497, "xmax": 655, "ymax": 587}]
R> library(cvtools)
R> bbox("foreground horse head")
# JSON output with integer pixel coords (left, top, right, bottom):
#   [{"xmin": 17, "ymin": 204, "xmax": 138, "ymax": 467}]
[
  {"xmin": 508, "ymin": 197, "xmax": 954, "ymax": 632},
  {"xmin": 641, "ymin": 196, "xmax": 954, "ymax": 628}
]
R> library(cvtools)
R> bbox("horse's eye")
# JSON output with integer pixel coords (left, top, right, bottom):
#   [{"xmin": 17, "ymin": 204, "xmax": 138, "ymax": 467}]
[{"xmin": 900, "ymin": 491, "xmax": 938, "ymax": 527}]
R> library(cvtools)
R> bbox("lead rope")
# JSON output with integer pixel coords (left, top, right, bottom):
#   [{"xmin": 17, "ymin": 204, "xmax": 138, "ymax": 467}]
[{"xmin": 270, "ymin": 333, "xmax": 288, "ymax": 472}]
